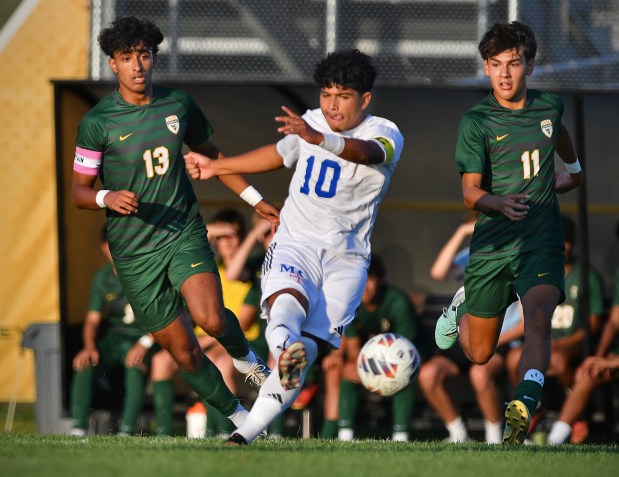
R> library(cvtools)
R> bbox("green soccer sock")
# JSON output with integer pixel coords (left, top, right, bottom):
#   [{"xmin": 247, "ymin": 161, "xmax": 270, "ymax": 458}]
[
  {"xmin": 119, "ymin": 367, "xmax": 147, "ymax": 434},
  {"xmin": 214, "ymin": 308, "xmax": 250, "ymax": 359},
  {"xmin": 392, "ymin": 384, "xmax": 415, "ymax": 433},
  {"xmin": 205, "ymin": 402, "xmax": 217, "ymax": 436},
  {"xmin": 70, "ymin": 366, "xmax": 95, "ymax": 430},
  {"xmin": 179, "ymin": 355, "xmax": 239, "ymax": 417},
  {"xmin": 205, "ymin": 402, "xmax": 235, "ymax": 435},
  {"xmin": 320, "ymin": 419, "xmax": 339, "ymax": 439},
  {"xmin": 514, "ymin": 379, "xmax": 543, "ymax": 416},
  {"xmin": 338, "ymin": 379, "xmax": 359, "ymax": 430},
  {"xmin": 152, "ymin": 379, "xmax": 175, "ymax": 436}
]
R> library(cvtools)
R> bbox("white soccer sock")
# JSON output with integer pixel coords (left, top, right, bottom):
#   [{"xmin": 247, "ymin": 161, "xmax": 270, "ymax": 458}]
[
  {"xmin": 392, "ymin": 431, "xmax": 409, "ymax": 442},
  {"xmin": 547, "ymin": 420, "xmax": 572, "ymax": 445},
  {"xmin": 231, "ymin": 349, "xmax": 259, "ymax": 374},
  {"xmin": 338, "ymin": 428, "xmax": 354, "ymax": 441},
  {"xmin": 484, "ymin": 420, "xmax": 503, "ymax": 444},
  {"xmin": 446, "ymin": 416, "xmax": 469, "ymax": 442},
  {"xmin": 227, "ymin": 404, "xmax": 249, "ymax": 428},
  {"xmin": 235, "ymin": 336, "xmax": 318, "ymax": 443},
  {"xmin": 265, "ymin": 294, "xmax": 306, "ymax": 361}
]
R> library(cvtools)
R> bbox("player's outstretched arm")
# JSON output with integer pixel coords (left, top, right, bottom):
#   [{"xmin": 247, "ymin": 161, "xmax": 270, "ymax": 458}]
[
  {"xmin": 185, "ymin": 144, "xmax": 285, "ymax": 178},
  {"xmin": 276, "ymin": 105, "xmax": 386, "ymax": 165},
  {"xmin": 187, "ymin": 140, "xmax": 281, "ymax": 227},
  {"xmin": 554, "ymin": 124, "xmax": 583, "ymax": 194}
]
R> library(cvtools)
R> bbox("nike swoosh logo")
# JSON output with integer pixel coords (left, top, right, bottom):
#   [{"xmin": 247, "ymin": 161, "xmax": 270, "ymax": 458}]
[
  {"xmin": 119, "ymin": 133, "xmax": 133, "ymax": 141},
  {"xmin": 496, "ymin": 134, "xmax": 509, "ymax": 141},
  {"xmin": 191, "ymin": 262, "xmax": 205, "ymax": 268},
  {"xmin": 537, "ymin": 272, "xmax": 550, "ymax": 277}
]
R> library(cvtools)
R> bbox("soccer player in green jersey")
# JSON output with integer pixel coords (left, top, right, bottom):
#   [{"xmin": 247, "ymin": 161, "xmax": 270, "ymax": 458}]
[
  {"xmin": 434, "ymin": 21, "xmax": 583, "ymax": 444},
  {"xmin": 71, "ymin": 16, "xmax": 278, "ymax": 433}
]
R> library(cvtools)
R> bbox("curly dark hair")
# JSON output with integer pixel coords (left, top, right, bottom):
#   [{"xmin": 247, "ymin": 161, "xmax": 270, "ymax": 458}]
[
  {"xmin": 98, "ymin": 16, "xmax": 164, "ymax": 57},
  {"xmin": 313, "ymin": 49, "xmax": 376, "ymax": 93},
  {"xmin": 478, "ymin": 21, "xmax": 537, "ymax": 61}
]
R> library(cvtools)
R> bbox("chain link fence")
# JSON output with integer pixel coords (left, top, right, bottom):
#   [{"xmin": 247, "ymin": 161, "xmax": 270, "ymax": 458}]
[{"xmin": 90, "ymin": 0, "xmax": 619, "ymax": 89}]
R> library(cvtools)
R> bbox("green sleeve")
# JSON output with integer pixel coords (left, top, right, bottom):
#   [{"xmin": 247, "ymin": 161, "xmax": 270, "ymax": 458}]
[
  {"xmin": 76, "ymin": 112, "xmax": 106, "ymax": 152},
  {"xmin": 589, "ymin": 268, "xmax": 606, "ymax": 315},
  {"xmin": 344, "ymin": 317, "xmax": 360, "ymax": 338},
  {"xmin": 455, "ymin": 112, "xmax": 487, "ymax": 175},
  {"xmin": 385, "ymin": 287, "xmax": 418, "ymax": 341},
  {"xmin": 243, "ymin": 281, "xmax": 261, "ymax": 308},
  {"xmin": 175, "ymin": 90, "xmax": 213, "ymax": 147},
  {"xmin": 87, "ymin": 265, "xmax": 109, "ymax": 313}
]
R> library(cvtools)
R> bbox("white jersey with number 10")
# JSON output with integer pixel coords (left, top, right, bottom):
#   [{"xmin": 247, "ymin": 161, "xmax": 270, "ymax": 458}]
[{"xmin": 275, "ymin": 108, "xmax": 404, "ymax": 259}]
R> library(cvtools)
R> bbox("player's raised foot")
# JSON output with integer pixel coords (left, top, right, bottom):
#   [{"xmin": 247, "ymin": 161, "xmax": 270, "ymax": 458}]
[
  {"xmin": 435, "ymin": 286, "xmax": 465, "ymax": 350},
  {"xmin": 278, "ymin": 341, "xmax": 307, "ymax": 390},
  {"xmin": 233, "ymin": 351, "xmax": 271, "ymax": 390},
  {"xmin": 224, "ymin": 432, "xmax": 248, "ymax": 446},
  {"xmin": 503, "ymin": 399, "xmax": 530, "ymax": 445}
]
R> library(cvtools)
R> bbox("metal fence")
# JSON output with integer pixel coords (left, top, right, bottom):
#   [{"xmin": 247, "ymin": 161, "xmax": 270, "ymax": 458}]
[{"xmin": 90, "ymin": 0, "xmax": 619, "ymax": 89}]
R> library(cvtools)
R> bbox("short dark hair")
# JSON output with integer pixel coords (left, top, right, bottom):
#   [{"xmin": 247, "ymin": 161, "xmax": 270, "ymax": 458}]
[
  {"xmin": 478, "ymin": 21, "xmax": 537, "ymax": 62},
  {"xmin": 313, "ymin": 49, "xmax": 376, "ymax": 94},
  {"xmin": 368, "ymin": 254, "xmax": 386, "ymax": 280},
  {"xmin": 98, "ymin": 16, "xmax": 164, "ymax": 57},
  {"xmin": 210, "ymin": 208, "xmax": 247, "ymax": 239}
]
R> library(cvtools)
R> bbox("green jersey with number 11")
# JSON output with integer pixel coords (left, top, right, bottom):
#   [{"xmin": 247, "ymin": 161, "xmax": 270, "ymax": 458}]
[{"xmin": 455, "ymin": 90, "xmax": 564, "ymax": 259}]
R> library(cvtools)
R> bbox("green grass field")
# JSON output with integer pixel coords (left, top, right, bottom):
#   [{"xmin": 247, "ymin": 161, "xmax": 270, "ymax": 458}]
[
  {"xmin": 1, "ymin": 433, "xmax": 616, "ymax": 477},
  {"xmin": 1, "ymin": 404, "xmax": 617, "ymax": 476}
]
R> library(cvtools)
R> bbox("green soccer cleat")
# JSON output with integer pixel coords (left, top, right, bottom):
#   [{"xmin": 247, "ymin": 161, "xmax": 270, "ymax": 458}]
[
  {"xmin": 503, "ymin": 399, "xmax": 531, "ymax": 445},
  {"xmin": 278, "ymin": 341, "xmax": 308, "ymax": 390},
  {"xmin": 434, "ymin": 286, "xmax": 465, "ymax": 350}
]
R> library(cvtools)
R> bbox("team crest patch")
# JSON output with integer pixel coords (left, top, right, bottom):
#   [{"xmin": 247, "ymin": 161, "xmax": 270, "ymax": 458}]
[
  {"xmin": 166, "ymin": 115, "xmax": 180, "ymax": 134},
  {"xmin": 540, "ymin": 119, "xmax": 553, "ymax": 138}
]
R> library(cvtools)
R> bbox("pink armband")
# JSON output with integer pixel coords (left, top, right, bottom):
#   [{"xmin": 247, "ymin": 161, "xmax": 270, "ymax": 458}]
[{"xmin": 74, "ymin": 147, "xmax": 102, "ymax": 175}]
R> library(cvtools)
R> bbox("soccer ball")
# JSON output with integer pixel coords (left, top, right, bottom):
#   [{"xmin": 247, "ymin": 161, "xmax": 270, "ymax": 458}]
[{"xmin": 357, "ymin": 333, "xmax": 420, "ymax": 397}]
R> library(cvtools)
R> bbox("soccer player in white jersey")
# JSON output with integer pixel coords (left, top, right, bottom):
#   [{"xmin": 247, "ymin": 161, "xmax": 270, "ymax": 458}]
[{"xmin": 185, "ymin": 49, "xmax": 404, "ymax": 445}]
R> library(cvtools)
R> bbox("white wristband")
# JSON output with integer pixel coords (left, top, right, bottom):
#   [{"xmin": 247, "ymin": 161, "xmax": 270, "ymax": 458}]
[
  {"xmin": 240, "ymin": 186, "xmax": 264, "ymax": 207},
  {"xmin": 565, "ymin": 159, "xmax": 581, "ymax": 174},
  {"xmin": 95, "ymin": 189, "xmax": 110, "ymax": 208},
  {"xmin": 138, "ymin": 335, "xmax": 154, "ymax": 349},
  {"xmin": 320, "ymin": 133, "xmax": 345, "ymax": 156}
]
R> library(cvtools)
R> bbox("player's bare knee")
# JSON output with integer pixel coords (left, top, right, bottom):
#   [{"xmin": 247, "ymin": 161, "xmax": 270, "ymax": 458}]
[
  {"xmin": 193, "ymin": 314, "xmax": 226, "ymax": 337},
  {"xmin": 418, "ymin": 363, "xmax": 437, "ymax": 388},
  {"xmin": 468, "ymin": 348, "xmax": 493, "ymax": 365}
]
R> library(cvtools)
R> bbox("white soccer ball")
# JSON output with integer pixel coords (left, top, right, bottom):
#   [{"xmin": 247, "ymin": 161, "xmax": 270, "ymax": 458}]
[{"xmin": 357, "ymin": 333, "xmax": 420, "ymax": 397}]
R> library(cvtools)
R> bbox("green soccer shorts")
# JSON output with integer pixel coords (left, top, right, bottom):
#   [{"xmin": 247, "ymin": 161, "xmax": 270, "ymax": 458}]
[
  {"xmin": 464, "ymin": 247, "xmax": 565, "ymax": 318},
  {"xmin": 113, "ymin": 220, "xmax": 218, "ymax": 333}
]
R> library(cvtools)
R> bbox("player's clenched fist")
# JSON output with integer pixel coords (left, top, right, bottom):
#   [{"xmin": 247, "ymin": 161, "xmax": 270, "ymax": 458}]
[{"xmin": 184, "ymin": 151, "xmax": 217, "ymax": 180}]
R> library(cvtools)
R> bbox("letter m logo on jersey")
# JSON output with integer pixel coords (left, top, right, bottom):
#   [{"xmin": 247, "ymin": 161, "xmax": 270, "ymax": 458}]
[{"xmin": 281, "ymin": 264, "xmax": 305, "ymax": 283}]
